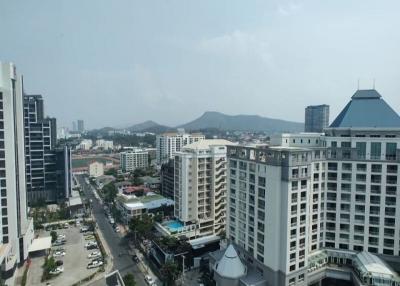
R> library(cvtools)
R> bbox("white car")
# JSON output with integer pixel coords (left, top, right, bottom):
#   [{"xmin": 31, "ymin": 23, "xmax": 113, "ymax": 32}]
[
  {"xmin": 57, "ymin": 234, "xmax": 66, "ymax": 240},
  {"xmin": 115, "ymin": 226, "xmax": 120, "ymax": 233},
  {"xmin": 85, "ymin": 241, "xmax": 97, "ymax": 248},
  {"xmin": 53, "ymin": 251, "xmax": 66, "ymax": 257},
  {"xmin": 87, "ymin": 260, "xmax": 103, "ymax": 269},
  {"xmin": 87, "ymin": 251, "xmax": 101, "ymax": 258},
  {"xmin": 145, "ymin": 275, "xmax": 155, "ymax": 285},
  {"xmin": 49, "ymin": 266, "xmax": 64, "ymax": 275}
]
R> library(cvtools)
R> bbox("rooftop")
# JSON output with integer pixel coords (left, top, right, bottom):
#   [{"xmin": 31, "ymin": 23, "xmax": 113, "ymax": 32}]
[
  {"xmin": 330, "ymin": 89, "xmax": 400, "ymax": 128},
  {"xmin": 183, "ymin": 139, "xmax": 234, "ymax": 150},
  {"xmin": 214, "ymin": 245, "xmax": 246, "ymax": 279},
  {"xmin": 118, "ymin": 193, "xmax": 174, "ymax": 210}
]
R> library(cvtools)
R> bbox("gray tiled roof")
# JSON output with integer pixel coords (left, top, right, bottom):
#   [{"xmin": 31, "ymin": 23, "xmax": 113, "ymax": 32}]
[{"xmin": 330, "ymin": 89, "xmax": 400, "ymax": 128}]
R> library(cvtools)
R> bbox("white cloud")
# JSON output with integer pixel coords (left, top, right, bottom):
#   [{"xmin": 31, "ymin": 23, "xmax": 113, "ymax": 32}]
[
  {"xmin": 198, "ymin": 30, "xmax": 272, "ymax": 64},
  {"xmin": 277, "ymin": 0, "xmax": 302, "ymax": 16}
]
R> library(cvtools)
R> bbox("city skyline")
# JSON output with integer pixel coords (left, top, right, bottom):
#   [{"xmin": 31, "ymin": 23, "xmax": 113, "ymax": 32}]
[{"xmin": 1, "ymin": 0, "xmax": 400, "ymax": 129}]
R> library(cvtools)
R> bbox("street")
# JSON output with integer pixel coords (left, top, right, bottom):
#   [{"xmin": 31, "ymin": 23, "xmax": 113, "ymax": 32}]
[{"xmin": 76, "ymin": 175, "xmax": 148, "ymax": 286}]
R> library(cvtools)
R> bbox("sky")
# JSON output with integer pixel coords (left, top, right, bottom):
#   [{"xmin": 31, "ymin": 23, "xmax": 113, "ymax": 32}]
[{"xmin": 1, "ymin": 0, "xmax": 400, "ymax": 129}]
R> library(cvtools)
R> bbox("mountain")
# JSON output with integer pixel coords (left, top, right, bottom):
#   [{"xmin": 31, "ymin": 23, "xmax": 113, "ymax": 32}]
[
  {"xmin": 178, "ymin": 111, "xmax": 304, "ymax": 133},
  {"xmin": 127, "ymin": 120, "xmax": 171, "ymax": 133}
]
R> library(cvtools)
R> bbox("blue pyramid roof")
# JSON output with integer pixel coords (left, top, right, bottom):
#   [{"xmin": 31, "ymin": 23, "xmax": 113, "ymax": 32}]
[{"xmin": 330, "ymin": 89, "xmax": 400, "ymax": 128}]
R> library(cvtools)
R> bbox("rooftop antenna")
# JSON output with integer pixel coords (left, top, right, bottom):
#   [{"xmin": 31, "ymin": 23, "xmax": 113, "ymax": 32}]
[
  {"xmin": 357, "ymin": 79, "xmax": 360, "ymax": 90},
  {"xmin": 373, "ymin": 78, "xmax": 376, "ymax": 89}
]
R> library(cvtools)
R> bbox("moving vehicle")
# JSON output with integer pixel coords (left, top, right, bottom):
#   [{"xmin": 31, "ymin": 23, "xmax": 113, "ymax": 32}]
[{"xmin": 145, "ymin": 275, "xmax": 156, "ymax": 285}]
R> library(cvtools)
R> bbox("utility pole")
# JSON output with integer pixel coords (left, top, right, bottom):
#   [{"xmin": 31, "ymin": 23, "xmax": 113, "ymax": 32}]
[{"xmin": 181, "ymin": 254, "xmax": 185, "ymax": 285}]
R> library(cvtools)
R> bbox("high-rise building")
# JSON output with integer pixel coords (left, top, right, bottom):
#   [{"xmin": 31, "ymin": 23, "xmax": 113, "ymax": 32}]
[
  {"xmin": 120, "ymin": 148, "xmax": 149, "ymax": 172},
  {"xmin": 156, "ymin": 131, "xmax": 205, "ymax": 165},
  {"xmin": 0, "ymin": 62, "xmax": 34, "ymax": 277},
  {"xmin": 305, "ymin": 104, "xmax": 329, "ymax": 132},
  {"xmin": 72, "ymin": 121, "xmax": 77, "ymax": 132},
  {"xmin": 174, "ymin": 139, "xmax": 232, "ymax": 239},
  {"xmin": 55, "ymin": 145, "xmax": 72, "ymax": 199},
  {"xmin": 77, "ymin": 119, "xmax": 84, "ymax": 132},
  {"xmin": 160, "ymin": 159, "xmax": 174, "ymax": 199},
  {"xmin": 24, "ymin": 94, "xmax": 58, "ymax": 203},
  {"xmin": 226, "ymin": 90, "xmax": 400, "ymax": 286}
]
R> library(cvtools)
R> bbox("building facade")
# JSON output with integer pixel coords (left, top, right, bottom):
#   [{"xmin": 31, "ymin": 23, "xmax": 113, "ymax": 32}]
[
  {"xmin": 89, "ymin": 161, "xmax": 104, "ymax": 177},
  {"xmin": 160, "ymin": 159, "xmax": 174, "ymax": 199},
  {"xmin": 55, "ymin": 145, "xmax": 72, "ymax": 199},
  {"xmin": 156, "ymin": 131, "xmax": 205, "ymax": 165},
  {"xmin": 174, "ymin": 139, "xmax": 232, "ymax": 239},
  {"xmin": 120, "ymin": 148, "xmax": 149, "ymax": 172},
  {"xmin": 77, "ymin": 119, "xmax": 84, "ymax": 133},
  {"xmin": 305, "ymin": 104, "xmax": 329, "ymax": 133},
  {"xmin": 227, "ymin": 90, "xmax": 400, "ymax": 286},
  {"xmin": 24, "ymin": 94, "xmax": 58, "ymax": 203},
  {"xmin": 0, "ymin": 62, "xmax": 34, "ymax": 279}
]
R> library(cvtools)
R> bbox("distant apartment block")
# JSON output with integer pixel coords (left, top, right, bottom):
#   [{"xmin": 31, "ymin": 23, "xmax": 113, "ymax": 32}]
[
  {"xmin": 174, "ymin": 139, "xmax": 232, "ymax": 239},
  {"xmin": 95, "ymin": 139, "xmax": 114, "ymax": 150},
  {"xmin": 120, "ymin": 148, "xmax": 149, "ymax": 172},
  {"xmin": 156, "ymin": 130, "xmax": 205, "ymax": 164},
  {"xmin": 77, "ymin": 119, "xmax": 84, "ymax": 132},
  {"xmin": 305, "ymin": 104, "xmax": 329, "ymax": 132},
  {"xmin": 226, "ymin": 90, "xmax": 400, "ymax": 286},
  {"xmin": 78, "ymin": 139, "xmax": 93, "ymax": 150},
  {"xmin": 0, "ymin": 62, "xmax": 34, "ymax": 277},
  {"xmin": 89, "ymin": 161, "xmax": 104, "ymax": 177}
]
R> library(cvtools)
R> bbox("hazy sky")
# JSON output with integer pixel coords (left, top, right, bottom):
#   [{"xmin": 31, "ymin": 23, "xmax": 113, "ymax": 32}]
[{"xmin": 1, "ymin": 0, "xmax": 400, "ymax": 129}]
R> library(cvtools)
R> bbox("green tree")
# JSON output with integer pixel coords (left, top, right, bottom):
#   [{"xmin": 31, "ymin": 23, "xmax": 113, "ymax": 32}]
[
  {"xmin": 105, "ymin": 168, "xmax": 118, "ymax": 177},
  {"xmin": 123, "ymin": 273, "xmax": 136, "ymax": 286},
  {"xmin": 129, "ymin": 213, "xmax": 154, "ymax": 239},
  {"xmin": 103, "ymin": 182, "xmax": 117, "ymax": 203},
  {"xmin": 160, "ymin": 261, "xmax": 181, "ymax": 286},
  {"xmin": 50, "ymin": 231, "xmax": 58, "ymax": 243},
  {"xmin": 132, "ymin": 176, "xmax": 143, "ymax": 186}
]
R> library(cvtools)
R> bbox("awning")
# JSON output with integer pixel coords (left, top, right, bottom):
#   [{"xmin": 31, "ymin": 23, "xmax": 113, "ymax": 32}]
[{"xmin": 28, "ymin": 237, "xmax": 52, "ymax": 252}]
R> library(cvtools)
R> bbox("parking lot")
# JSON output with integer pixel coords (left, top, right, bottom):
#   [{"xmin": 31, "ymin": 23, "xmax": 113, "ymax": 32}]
[{"xmin": 27, "ymin": 224, "xmax": 102, "ymax": 286}]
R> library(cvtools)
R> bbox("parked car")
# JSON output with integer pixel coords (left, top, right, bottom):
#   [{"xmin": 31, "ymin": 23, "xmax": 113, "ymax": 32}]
[
  {"xmin": 63, "ymin": 223, "xmax": 69, "ymax": 229},
  {"xmin": 57, "ymin": 234, "xmax": 66, "ymax": 240},
  {"xmin": 53, "ymin": 251, "xmax": 66, "ymax": 257},
  {"xmin": 87, "ymin": 244, "xmax": 98, "ymax": 250},
  {"xmin": 87, "ymin": 251, "xmax": 101, "ymax": 259},
  {"xmin": 80, "ymin": 227, "xmax": 89, "ymax": 233},
  {"xmin": 85, "ymin": 235, "xmax": 95, "ymax": 241},
  {"xmin": 52, "ymin": 240, "xmax": 65, "ymax": 246},
  {"xmin": 49, "ymin": 266, "xmax": 64, "ymax": 275},
  {"xmin": 115, "ymin": 226, "xmax": 120, "ymax": 233},
  {"xmin": 85, "ymin": 241, "xmax": 97, "ymax": 247},
  {"xmin": 87, "ymin": 260, "xmax": 103, "ymax": 269},
  {"xmin": 132, "ymin": 254, "xmax": 140, "ymax": 263},
  {"xmin": 55, "ymin": 260, "xmax": 63, "ymax": 267},
  {"xmin": 53, "ymin": 247, "xmax": 65, "ymax": 252}
]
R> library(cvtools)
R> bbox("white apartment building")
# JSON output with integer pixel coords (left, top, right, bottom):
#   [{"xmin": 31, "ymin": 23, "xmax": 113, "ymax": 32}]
[
  {"xmin": 78, "ymin": 139, "xmax": 93, "ymax": 150},
  {"xmin": 0, "ymin": 62, "xmax": 34, "ymax": 280},
  {"xmin": 156, "ymin": 130, "xmax": 205, "ymax": 164},
  {"xmin": 174, "ymin": 139, "xmax": 233, "ymax": 239},
  {"xmin": 89, "ymin": 161, "xmax": 104, "ymax": 177},
  {"xmin": 95, "ymin": 139, "xmax": 114, "ymax": 150},
  {"xmin": 120, "ymin": 148, "xmax": 149, "ymax": 172},
  {"xmin": 226, "ymin": 90, "xmax": 400, "ymax": 286}
]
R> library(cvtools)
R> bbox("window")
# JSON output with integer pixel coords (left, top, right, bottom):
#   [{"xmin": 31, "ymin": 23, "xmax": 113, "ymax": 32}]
[
  {"xmin": 386, "ymin": 143, "xmax": 397, "ymax": 160},
  {"xmin": 371, "ymin": 142, "xmax": 381, "ymax": 159},
  {"xmin": 356, "ymin": 142, "xmax": 366, "ymax": 159}
]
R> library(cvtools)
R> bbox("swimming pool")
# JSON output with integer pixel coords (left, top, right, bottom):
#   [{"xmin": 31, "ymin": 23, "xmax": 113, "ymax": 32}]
[{"xmin": 164, "ymin": 220, "xmax": 184, "ymax": 231}]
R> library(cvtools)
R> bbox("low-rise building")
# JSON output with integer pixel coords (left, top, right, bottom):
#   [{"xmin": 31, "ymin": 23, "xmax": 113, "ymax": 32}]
[
  {"xmin": 116, "ymin": 193, "xmax": 174, "ymax": 224},
  {"xmin": 78, "ymin": 139, "xmax": 93, "ymax": 150},
  {"xmin": 96, "ymin": 139, "xmax": 114, "ymax": 150}
]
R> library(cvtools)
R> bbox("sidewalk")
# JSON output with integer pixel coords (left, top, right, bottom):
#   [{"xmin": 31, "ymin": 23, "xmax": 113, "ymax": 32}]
[{"xmin": 129, "ymin": 242, "xmax": 161, "ymax": 286}]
